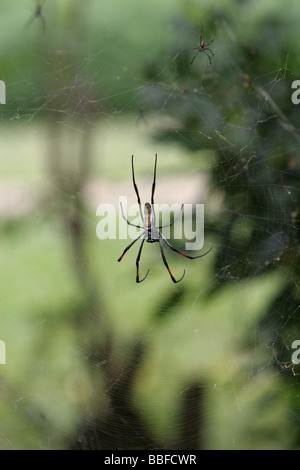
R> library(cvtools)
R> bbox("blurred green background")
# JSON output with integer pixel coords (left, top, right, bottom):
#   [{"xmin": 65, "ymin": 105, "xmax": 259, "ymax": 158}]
[{"xmin": 0, "ymin": 0, "xmax": 299, "ymax": 450}]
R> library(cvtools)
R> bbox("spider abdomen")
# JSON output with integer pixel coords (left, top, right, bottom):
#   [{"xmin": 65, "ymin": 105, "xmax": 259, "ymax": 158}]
[{"xmin": 144, "ymin": 202, "xmax": 152, "ymax": 227}]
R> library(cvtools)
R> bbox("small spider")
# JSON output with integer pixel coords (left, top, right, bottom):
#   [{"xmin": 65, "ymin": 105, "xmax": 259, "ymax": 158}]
[
  {"xmin": 191, "ymin": 34, "xmax": 214, "ymax": 65},
  {"xmin": 25, "ymin": 0, "xmax": 46, "ymax": 32},
  {"xmin": 118, "ymin": 155, "xmax": 212, "ymax": 283}
]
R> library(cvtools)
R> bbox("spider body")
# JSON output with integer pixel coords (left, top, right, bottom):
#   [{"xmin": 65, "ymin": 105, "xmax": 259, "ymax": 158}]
[
  {"xmin": 118, "ymin": 155, "xmax": 212, "ymax": 283},
  {"xmin": 144, "ymin": 203, "xmax": 159, "ymax": 242},
  {"xmin": 191, "ymin": 35, "xmax": 214, "ymax": 65}
]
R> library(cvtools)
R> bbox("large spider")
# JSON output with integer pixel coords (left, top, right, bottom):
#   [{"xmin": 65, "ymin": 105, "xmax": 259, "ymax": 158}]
[
  {"xmin": 191, "ymin": 34, "xmax": 214, "ymax": 65},
  {"xmin": 118, "ymin": 155, "xmax": 212, "ymax": 283}
]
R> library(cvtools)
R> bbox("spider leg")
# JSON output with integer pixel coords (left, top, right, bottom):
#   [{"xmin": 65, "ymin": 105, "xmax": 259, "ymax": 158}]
[
  {"xmin": 203, "ymin": 51, "xmax": 212, "ymax": 65},
  {"xmin": 205, "ymin": 38, "xmax": 215, "ymax": 47},
  {"xmin": 151, "ymin": 154, "xmax": 157, "ymax": 205},
  {"xmin": 191, "ymin": 50, "xmax": 201, "ymax": 65},
  {"xmin": 39, "ymin": 12, "xmax": 46, "ymax": 32},
  {"xmin": 161, "ymin": 233, "xmax": 212, "ymax": 259},
  {"xmin": 40, "ymin": 0, "xmax": 47, "ymax": 32},
  {"xmin": 204, "ymin": 48, "xmax": 214, "ymax": 57},
  {"xmin": 159, "ymin": 236, "xmax": 185, "ymax": 283},
  {"xmin": 150, "ymin": 154, "xmax": 158, "ymax": 226},
  {"xmin": 118, "ymin": 233, "xmax": 144, "ymax": 262},
  {"xmin": 158, "ymin": 204, "xmax": 184, "ymax": 229},
  {"xmin": 24, "ymin": 14, "xmax": 36, "ymax": 30},
  {"xmin": 131, "ymin": 155, "xmax": 143, "ymax": 220},
  {"xmin": 120, "ymin": 201, "xmax": 142, "ymax": 228},
  {"xmin": 136, "ymin": 238, "xmax": 150, "ymax": 283}
]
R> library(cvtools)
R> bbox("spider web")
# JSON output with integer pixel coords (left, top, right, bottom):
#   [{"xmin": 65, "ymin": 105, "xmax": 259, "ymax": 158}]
[{"xmin": 0, "ymin": 0, "xmax": 299, "ymax": 451}]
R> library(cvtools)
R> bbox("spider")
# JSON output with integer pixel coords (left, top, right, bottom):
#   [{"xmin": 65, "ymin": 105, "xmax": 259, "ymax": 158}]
[
  {"xmin": 191, "ymin": 34, "xmax": 214, "ymax": 65},
  {"xmin": 25, "ymin": 0, "xmax": 46, "ymax": 32},
  {"xmin": 118, "ymin": 155, "xmax": 212, "ymax": 283}
]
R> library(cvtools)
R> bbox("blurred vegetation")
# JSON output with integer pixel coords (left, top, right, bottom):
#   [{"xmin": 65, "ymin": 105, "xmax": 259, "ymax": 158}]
[{"xmin": 0, "ymin": 0, "xmax": 299, "ymax": 450}]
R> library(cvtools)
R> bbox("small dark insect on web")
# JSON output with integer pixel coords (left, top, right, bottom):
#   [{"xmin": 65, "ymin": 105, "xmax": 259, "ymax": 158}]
[
  {"xmin": 24, "ymin": 0, "xmax": 46, "ymax": 32},
  {"xmin": 190, "ymin": 34, "xmax": 214, "ymax": 65}
]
